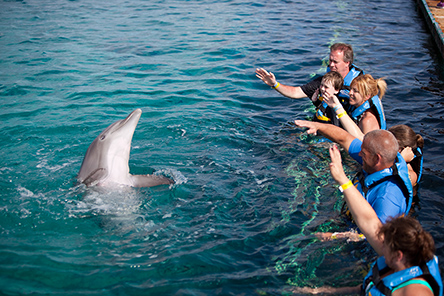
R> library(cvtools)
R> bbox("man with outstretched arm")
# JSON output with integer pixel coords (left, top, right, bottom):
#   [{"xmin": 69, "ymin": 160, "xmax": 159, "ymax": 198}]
[{"xmin": 256, "ymin": 43, "xmax": 364, "ymax": 125}]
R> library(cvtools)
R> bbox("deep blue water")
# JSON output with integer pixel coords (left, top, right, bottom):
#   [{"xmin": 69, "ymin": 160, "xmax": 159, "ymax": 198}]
[{"xmin": 1, "ymin": 0, "xmax": 444, "ymax": 295}]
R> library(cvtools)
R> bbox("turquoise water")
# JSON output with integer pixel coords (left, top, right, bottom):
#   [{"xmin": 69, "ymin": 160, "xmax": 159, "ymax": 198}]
[{"xmin": 1, "ymin": 0, "xmax": 444, "ymax": 294}]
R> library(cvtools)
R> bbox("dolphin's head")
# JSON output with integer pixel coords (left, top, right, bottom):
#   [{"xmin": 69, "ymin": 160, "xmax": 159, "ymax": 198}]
[{"xmin": 77, "ymin": 109, "xmax": 142, "ymax": 186}]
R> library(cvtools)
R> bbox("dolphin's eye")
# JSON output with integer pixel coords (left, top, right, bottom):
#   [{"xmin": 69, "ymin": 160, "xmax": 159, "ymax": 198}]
[{"xmin": 100, "ymin": 135, "xmax": 106, "ymax": 140}]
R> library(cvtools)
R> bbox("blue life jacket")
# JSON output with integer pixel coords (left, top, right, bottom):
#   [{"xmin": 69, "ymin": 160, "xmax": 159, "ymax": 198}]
[
  {"xmin": 350, "ymin": 95, "xmax": 386, "ymax": 130},
  {"xmin": 314, "ymin": 64, "xmax": 364, "ymax": 126},
  {"xmin": 337, "ymin": 64, "xmax": 364, "ymax": 102},
  {"xmin": 354, "ymin": 154, "xmax": 414, "ymax": 215},
  {"xmin": 413, "ymin": 147, "xmax": 424, "ymax": 184},
  {"xmin": 362, "ymin": 256, "xmax": 443, "ymax": 296}
]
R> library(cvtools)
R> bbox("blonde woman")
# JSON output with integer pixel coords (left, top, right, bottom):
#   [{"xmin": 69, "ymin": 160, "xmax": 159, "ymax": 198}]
[{"xmin": 324, "ymin": 74, "xmax": 387, "ymax": 141}]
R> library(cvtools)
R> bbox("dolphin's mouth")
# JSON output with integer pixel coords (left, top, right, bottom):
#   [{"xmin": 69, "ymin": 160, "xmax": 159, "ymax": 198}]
[{"xmin": 108, "ymin": 109, "xmax": 142, "ymax": 135}]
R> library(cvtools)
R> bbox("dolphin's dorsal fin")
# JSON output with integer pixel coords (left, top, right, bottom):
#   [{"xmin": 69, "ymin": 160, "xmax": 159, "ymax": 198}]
[
  {"xmin": 83, "ymin": 168, "xmax": 108, "ymax": 186},
  {"xmin": 131, "ymin": 174, "xmax": 174, "ymax": 188}
]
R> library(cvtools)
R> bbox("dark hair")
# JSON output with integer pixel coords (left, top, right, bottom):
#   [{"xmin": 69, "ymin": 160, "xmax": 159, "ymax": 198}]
[
  {"xmin": 388, "ymin": 125, "xmax": 424, "ymax": 181},
  {"xmin": 330, "ymin": 43, "xmax": 354, "ymax": 64},
  {"xmin": 378, "ymin": 216, "xmax": 435, "ymax": 266},
  {"xmin": 388, "ymin": 124, "xmax": 424, "ymax": 151},
  {"xmin": 321, "ymin": 71, "xmax": 344, "ymax": 91}
]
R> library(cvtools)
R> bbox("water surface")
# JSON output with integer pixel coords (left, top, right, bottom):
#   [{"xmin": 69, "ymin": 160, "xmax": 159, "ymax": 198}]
[{"xmin": 1, "ymin": 0, "xmax": 444, "ymax": 294}]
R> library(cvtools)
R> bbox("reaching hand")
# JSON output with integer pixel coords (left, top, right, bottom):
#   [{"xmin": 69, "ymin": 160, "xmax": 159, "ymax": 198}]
[
  {"xmin": 310, "ymin": 89, "xmax": 320, "ymax": 103},
  {"xmin": 255, "ymin": 68, "xmax": 276, "ymax": 87},
  {"xmin": 294, "ymin": 120, "xmax": 319, "ymax": 136},
  {"xmin": 291, "ymin": 286, "xmax": 340, "ymax": 295},
  {"xmin": 328, "ymin": 144, "xmax": 349, "ymax": 185}
]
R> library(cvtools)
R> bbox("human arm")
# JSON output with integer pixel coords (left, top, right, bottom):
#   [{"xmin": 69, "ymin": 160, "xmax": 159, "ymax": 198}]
[
  {"xmin": 328, "ymin": 144, "xmax": 384, "ymax": 255},
  {"xmin": 400, "ymin": 147, "xmax": 415, "ymax": 163},
  {"xmin": 315, "ymin": 231, "xmax": 365, "ymax": 242},
  {"xmin": 321, "ymin": 97, "xmax": 366, "ymax": 141},
  {"xmin": 407, "ymin": 164, "xmax": 418, "ymax": 187},
  {"xmin": 400, "ymin": 147, "xmax": 418, "ymax": 186},
  {"xmin": 255, "ymin": 68, "xmax": 308, "ymax": 99},
  {"xmin": 291, "ymin": 285, "xmax": 361, "ymax": 295},
  {"xmin": 294, "ymin": 120, "xmax": 356, "ymax": 153}
]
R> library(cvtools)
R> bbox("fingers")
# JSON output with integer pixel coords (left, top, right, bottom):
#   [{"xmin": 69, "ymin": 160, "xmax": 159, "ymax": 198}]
[
  {"xmin": 329, "ymin": 144, "xmax": 341, "ymax": 161},
  {"xmin": 294, "ymin": 120, "xmax": 317, "ymax": 135},
  {"xmin": 401, "ymin": 146, "xmax": 415, "ymax": 163},
  {"xmin": 255, "ymin": 68, "xmax": 268, "ymax": 77},
  {"xmin": 255, "ymin": 67, "xmax": 268, "ymax": 74},
  {"xmin": 294, "ymin": 119, "xmax": 310, "ymax": 128},
  {"xmin": 255, "ymin": 68, "xmax": 274, "ymax": 79},
  {"xmin": 329, "ymin": 145, "xmax": 343, "ymax": 166}
]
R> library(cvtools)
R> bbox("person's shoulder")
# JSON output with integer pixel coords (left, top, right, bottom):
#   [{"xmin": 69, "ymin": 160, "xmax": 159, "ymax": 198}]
[
  {"xmin": 301, "ymin": 75, "xmax": 323, "ymax": 98},
  {"xmin": 348, "ymin": 138, "xmax": 362, "ymax": 153},
  {"xmin": 372, "ymin": 178, "xmax": 406, "ymax": 203},
  {"xmin": 361, "ymin": 109, "xmax": 378, "ymax": 120},
  {"xmin": 302, "ymin": 75, "xmax": 322, "ymax": 87},
  {"xmin": 375, "ymin": 176, "xmax": 404, "ymax": 190},
  {"xmin": 350, "ymin": 64, "xmax": 364, "ymax": 74},
  {"xmin": 395, "ymin": 280, "xmax": 434, "ymax": 296},
  {"xmin": 359, "ymin": 111, "xmax": 379, "ymax": 131}
]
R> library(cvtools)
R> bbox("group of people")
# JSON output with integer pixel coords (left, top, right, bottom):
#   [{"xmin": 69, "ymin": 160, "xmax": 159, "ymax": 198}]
[{"xmin": 256, "ymin": 43, "xmax": 442, "ymax": 295}]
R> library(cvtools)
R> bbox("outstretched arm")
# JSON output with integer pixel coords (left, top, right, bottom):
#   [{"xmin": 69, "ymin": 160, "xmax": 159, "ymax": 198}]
[
  {"xmin": 291, "ymin": 285, "xmax": 361, "ymax": 295},
  {"xmin": 294, "ymin": 120, "xmax": 356, "ymax": 153},
  {"xmin": 255, "ymin": 68, "xmax": 307, "ymax": 99},
  {"xmin": 329, "ymin": 144, "xmax": 384, "ymax": 255}
]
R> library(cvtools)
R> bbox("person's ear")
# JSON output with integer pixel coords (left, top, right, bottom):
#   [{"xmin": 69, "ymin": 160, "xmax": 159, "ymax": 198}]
[
  {"xmin": 373, "ymin": 153, "xmax": 383, "ymax": 168},
  {"xmin": 395, "ymin": 250, "xmax": 404, "ymax": 263}
]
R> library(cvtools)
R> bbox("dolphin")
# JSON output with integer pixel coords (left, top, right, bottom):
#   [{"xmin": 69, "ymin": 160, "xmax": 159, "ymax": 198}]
[{"xmin": 77, "ymin": 108, "xmax": 174, "ymax": 188}]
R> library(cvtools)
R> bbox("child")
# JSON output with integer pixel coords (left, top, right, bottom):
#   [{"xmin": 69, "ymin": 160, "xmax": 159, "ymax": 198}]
[{"xmin": 311, "ymin": 71, "xmax": 344, "ymax": 126}]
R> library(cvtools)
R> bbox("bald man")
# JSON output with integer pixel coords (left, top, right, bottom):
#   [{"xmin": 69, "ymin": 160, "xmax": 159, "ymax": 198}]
[{"xmin": 294, "ymin": 120, "xmax": 413, "ymax": 223}]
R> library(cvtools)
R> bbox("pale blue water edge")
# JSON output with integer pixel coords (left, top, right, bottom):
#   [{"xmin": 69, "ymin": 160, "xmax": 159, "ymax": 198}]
[{"xmin": 1, "ymin": 0, "xmax": 444, "ymax": 295}]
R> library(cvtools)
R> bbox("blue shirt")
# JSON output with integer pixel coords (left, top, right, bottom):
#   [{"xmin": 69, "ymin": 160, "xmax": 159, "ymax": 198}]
[{"xmin": 347, "ymin": 139, "xmax": 408, "ymax": 223}]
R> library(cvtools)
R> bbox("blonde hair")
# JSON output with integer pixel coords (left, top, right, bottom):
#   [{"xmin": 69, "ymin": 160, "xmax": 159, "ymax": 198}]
[{"xmin": 350, "ymin": 74, "xmax": 387, "ymax": 100}]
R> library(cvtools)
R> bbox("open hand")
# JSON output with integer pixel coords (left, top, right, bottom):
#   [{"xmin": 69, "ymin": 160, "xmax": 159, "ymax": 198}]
[
  {"xmin": 328, "ymin": 144, "xmax": 349, "ymax": 185},
  {"xmin": 255, "ymin": 68, "xmax": 276, "ymax": 87},
  {"xmin": 294, "ymin": 120, "xmax": 319, "ymax": 136}
]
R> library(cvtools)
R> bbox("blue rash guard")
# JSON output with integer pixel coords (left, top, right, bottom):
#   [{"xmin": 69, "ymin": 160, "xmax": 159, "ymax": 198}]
[{"xmin": 347, "ymin": 139, "xmax": 411, "ymax": 223}]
